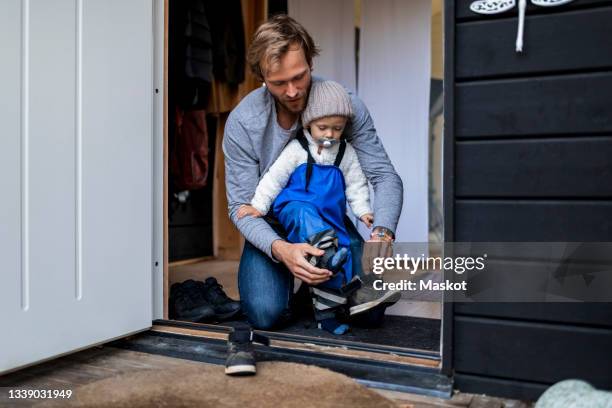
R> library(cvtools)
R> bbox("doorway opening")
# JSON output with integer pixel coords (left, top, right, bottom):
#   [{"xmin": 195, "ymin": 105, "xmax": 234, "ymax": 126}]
[{"xmin": 162, "ymin": 0, "xmax": 446, "ymax": 369}]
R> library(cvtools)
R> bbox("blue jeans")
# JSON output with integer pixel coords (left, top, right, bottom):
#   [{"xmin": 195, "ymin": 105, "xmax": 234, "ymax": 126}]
[{"xmin": 238, "ymin": 217, "xmax": 384, "ymax": 329}]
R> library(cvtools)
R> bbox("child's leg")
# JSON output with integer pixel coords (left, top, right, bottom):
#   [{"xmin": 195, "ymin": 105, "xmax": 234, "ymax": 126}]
[
  {"xmin": 305, "ymin": 230, "xmax": 349, "ymax": 275},
  {"xmin": 277, "ymin": 201, "xmax": 331, "ymax": 242},
  {"xmin": 277, "ymin": 201, "xmax": 350, "ymax": 276},
  {"xmin": 276, "ymin": 201, "xmax": 352, "ymax": 333},
  {"xmin": 310, "ymin": 286, "xmax": 349, "ymax": 335}
]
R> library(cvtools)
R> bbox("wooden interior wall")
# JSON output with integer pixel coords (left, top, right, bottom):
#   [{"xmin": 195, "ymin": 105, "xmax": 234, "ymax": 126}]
[{"xmin": 447, "ymin": 0, "xmax": 612, "ymax": 401}]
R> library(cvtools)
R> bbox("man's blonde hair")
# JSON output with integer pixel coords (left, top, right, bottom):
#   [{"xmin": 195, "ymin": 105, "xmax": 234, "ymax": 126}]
[{"xmin": 247, "ymin": 14, "xmax": 320, "ymax": 81}]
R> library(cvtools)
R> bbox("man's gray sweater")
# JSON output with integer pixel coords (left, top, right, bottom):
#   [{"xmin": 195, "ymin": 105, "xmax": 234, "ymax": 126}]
[{"xmin": 222, "ymin": 78, "xmax": 403, "ymax": 259}]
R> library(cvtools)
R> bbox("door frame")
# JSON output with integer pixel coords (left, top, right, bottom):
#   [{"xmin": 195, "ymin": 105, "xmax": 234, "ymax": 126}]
[
  {"xmin": 441, "ymin": 0, "xmax": 455, "ymax": 377},
  {"xmin": 152, "ymin": 0, "xmax": 167, "ymax": 320},
  {"xmin": 151, "ymin": 0, "xmax": 456, "ymax": 391}
]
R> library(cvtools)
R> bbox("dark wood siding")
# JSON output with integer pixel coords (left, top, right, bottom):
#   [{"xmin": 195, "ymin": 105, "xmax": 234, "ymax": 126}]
[
  {"xmin": 454, "ymin": 316, "xmax": 612, "ymax": 384},
  {"xmin": 455, "ymin": 200, "xmax": 612, "ymax": 241},
  {"xmin": 446, "ymin": 0, "xmax": 612, "ymax": 400},
  {"xmin": 456, "ymin": 74, "xmax": 612, "ymax": 137},
  {"xmin": 454, "ymin": 303, "xmax": 612, "ymax": 327},
  {"xmin": 456, "ymin": 138, "xmax": 612, "ymax": 197},
  {"xmin": 456, "ymin": 7, "xmax": 612, "ymax": 79}
]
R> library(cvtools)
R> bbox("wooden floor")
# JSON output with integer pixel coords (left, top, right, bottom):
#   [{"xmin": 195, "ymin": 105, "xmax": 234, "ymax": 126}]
[
  {"xmin": 0, "ymin": 346, "xmax": 532, "ymax": 407},
  {"xmin": 0, "ymin": 347, "xmax": 206, "ymax": 407}
]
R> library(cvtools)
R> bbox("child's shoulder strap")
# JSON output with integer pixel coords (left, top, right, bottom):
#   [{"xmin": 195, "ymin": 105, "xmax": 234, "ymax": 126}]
[
  {"xmin": 295, "ymin": 129, "xmax": 315, "ymax": 164},
  {"xmin": 333, "ymin": 140, "xmax": 347, "ymax": 167},
  {"xmin": 295, "ymin": 129, "xmax": 315, "ymax": 192}
]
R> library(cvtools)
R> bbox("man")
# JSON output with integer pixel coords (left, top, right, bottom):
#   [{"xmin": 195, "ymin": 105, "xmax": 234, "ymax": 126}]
[{"xmin": 223, "ymin": 14, "xmax": 403, "ymax": 330}]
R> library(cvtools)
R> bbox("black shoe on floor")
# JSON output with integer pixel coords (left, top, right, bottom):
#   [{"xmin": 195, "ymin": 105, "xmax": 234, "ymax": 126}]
[
  {"xmin": 225, "ymin": 325, "xmax": 270, "ymax": 376},
  {"xmin": 169, "ymin": 280, "xmax": 216, "ymax": 323},
  {"xmin": 201, "ymin": 277, "xmax": 242, "ymax": 321}
]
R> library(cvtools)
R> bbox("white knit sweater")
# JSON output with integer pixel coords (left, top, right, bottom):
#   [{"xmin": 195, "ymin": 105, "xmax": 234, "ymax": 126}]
[{"xmin": 250, "ymin": 130, "xmax": 372, "ymax": 217}]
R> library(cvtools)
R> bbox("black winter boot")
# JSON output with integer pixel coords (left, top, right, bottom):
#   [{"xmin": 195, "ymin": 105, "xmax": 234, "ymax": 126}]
[
  {"xmin": 306, "ymin": 229, "xmax": 349, "ymax": 275},
  {"xmin": 169, "ymin": 280, "xmax": 216, "ymax": 323},
  {"xmin": 225, "ymin": 324, "xmax": 270, "ymax": 376},
  {"xmin": 200, "ymin": 277, "xmax": 242, "ymax": 321}
]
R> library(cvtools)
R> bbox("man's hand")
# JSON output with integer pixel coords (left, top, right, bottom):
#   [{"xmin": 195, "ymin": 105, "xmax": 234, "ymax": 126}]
[
  {"xmin": 362, "ymin": 240, "xmax": 393, "ymax": 275},
  {"xmin": 362, "ymin": 227, "xmax": 394, "ymax": 274},
  {"xmin": 360, "ymin": 213, "xmax": 374, "ymax": 228},
  {"xmin": 237, "ymin": 204, "xmax": 263, "ymax": 219},
  {"xmin": 271, "ymin": 240, "xmax": 332, "ymax": 285}
]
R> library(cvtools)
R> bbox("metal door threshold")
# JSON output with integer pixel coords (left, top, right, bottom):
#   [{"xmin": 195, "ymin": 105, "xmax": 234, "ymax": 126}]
[
  {"xmin": 154, "ymin": 319, "xmax": 440, "ymax": 361},
  {"xmin": 110, "ymin": 329, "xmax": 452, "ymax": 399}
]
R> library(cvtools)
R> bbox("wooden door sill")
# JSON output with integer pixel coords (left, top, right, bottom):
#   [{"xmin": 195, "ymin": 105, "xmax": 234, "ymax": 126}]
[{"xmin": 151, "ymin": 320, "xmax": 440, "ymax": 369}]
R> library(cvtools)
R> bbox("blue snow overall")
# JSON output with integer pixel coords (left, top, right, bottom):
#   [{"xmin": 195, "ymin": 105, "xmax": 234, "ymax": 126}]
[{"xmin": 271, "ymin": 131, "xmax": 351, "ymax": 290}]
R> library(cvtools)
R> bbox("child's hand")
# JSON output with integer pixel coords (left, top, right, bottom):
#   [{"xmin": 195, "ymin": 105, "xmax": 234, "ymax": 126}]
[
  {"xmin": 237, "ymin": 205, "xmax": 263, "ymax": 219},
  {"xmin": 360, "ymin": 213, "xmax": 374, "ymax": 228}
]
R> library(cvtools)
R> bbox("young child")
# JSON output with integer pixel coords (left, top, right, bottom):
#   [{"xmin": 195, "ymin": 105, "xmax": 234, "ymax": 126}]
[{"xmin": 238, "ymin": 80, "xmax": 381, "ymax": 334}]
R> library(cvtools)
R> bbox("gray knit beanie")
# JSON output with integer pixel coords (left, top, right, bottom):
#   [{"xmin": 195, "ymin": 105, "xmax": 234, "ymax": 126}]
[{"xmin": 301, "ymin": 80, "xmax": 353, "ymax": 126}]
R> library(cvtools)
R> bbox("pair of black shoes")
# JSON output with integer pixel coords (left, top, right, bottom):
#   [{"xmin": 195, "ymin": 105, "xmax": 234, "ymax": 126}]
[{"xmin": 169, "ymin": 278, "xmax": 241, "ymax": 323}]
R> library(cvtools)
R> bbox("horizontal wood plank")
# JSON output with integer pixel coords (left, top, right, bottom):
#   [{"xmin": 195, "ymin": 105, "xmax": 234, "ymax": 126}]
[
  {"xmin": 452, "ymin": 258, "xmax": 612, "ymax": 303},
  {"xmin": 454, "ymin": 372, "xmax": 548, "ymax": 402},
  {"xmin": 454, "ymin": 316, "xmax": 612, "ymax": 386},
  {"xmin": 454, "ymin": 303, "xmax": 612, "ymax": 327},
  {"xmin": 455, "ymin": 137, "xmax": 612, "ymax": 197},
  {"xmin": 455, "ymin": 200, "xmax": 612, "ymax": 241},
  {"xmin": 456, "ymin": 73, "xmax": 612, "ymax": 138},
  {"xmin": 456, "ymin": 7, "xmax": 612, "ymax": 79}
]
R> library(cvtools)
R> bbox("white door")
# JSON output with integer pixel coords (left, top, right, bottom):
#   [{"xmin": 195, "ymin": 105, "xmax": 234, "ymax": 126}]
[{"xmin": 0, "ymin": 0, "xmax": 154, "ymax": 373}]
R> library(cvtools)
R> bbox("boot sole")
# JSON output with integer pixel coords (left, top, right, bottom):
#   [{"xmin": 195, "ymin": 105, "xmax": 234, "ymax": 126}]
[
  {"xmin": 349, "ymin": 291, "xmax": 401, "ymax": 316},
  {"xmin": 225, "ymin": 364, "xmax": 256, "ymax": 376}
]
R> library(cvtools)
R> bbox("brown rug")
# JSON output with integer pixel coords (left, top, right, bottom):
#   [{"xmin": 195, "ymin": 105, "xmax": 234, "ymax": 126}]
[{"xmin": 35, "ymin": 362, "xmax": 398, "ymax": 408}]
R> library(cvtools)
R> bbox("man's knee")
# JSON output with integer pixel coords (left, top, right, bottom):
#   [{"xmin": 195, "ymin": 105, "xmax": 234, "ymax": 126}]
[
  {"xmin": 239, "ymin": 239, "xmax": 277, "ymax": 275},
  {"xmin": 246, "ymin": 302, "xmax": 289, "ymax": 330}
]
